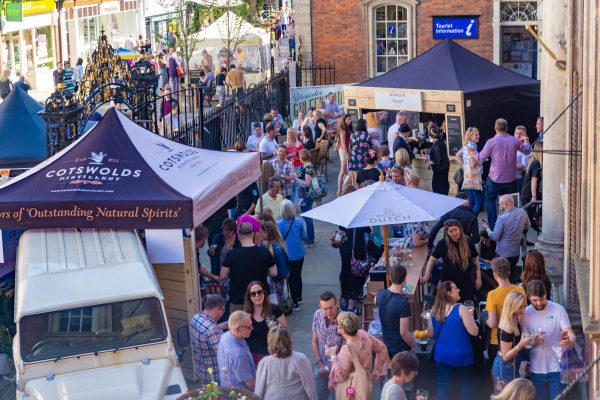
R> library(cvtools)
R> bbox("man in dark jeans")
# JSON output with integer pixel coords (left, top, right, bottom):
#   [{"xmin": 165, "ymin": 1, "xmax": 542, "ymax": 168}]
[{"xmin": 478, "ymin": 118, "xmax": 531, "ymax": 229}]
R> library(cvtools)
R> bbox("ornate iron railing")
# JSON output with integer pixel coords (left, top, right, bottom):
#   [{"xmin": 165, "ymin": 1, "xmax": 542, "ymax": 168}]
[{"xmin": 296, "ymin": 61, "xmax": 336, "ymax": 87}]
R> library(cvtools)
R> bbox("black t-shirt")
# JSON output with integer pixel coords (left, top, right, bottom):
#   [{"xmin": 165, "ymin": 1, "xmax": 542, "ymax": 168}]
[
  {"xmin": 223, "ymin": 246, "xmax": 274, "ymax": 304},
  {"xmin": 376, "ymin": 289, "xmax": 412, "ymax": 356},
  {"xmin": 314, "ymin": 117, "xmax": 328, "ymax": 140},
  {"xmin": 246, "ymin": 306, "xmax": 283, "ymax": 355},
  {"xmin": 432, "ymin": 237, "xmax": 479, "ymax": 301},
  {"xmin": 520, "ymin": 159, "xmax": 542, "ymax": 201},
  {"xmin": 357, "ymin": 168, "xmax": 381, "ymax": 185},
  {"xmin": 237, "ymin": 182, "xmax": 259, "ymax": 211},
  {"xmin": 216, "ymin": 72, "xmax": 226, "ymax": 86},
  {"xmin": 498, "ymin": 327, "xmax": 521, "ymax": 346}
]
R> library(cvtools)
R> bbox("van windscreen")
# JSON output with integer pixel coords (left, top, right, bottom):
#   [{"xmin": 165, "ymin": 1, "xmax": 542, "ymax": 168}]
[{"xmin": 20, "ymin": 297, "xmax": 168, "ymax": 363}]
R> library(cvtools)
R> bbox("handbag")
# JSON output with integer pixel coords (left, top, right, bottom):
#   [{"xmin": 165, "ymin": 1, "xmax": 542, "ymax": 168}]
[
  {"xmin": 453, "ymin": 166, "xmax": 464, "ymax": 190},
  {"xmin": 335, "ymin": 343, "xmax": 372, "ymax": 400},
  {"xmin": 350, "ymin": 230, "xmax": 370, "ymax": 278},
  {"xmin": 176, "ymin": 65, "xmax": 184, "ymax": 76}
]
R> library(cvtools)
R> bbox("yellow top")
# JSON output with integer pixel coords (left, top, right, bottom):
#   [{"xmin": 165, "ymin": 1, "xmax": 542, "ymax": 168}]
[
  {"xmin": 365, "ymin": 112, "xmax": 381, "ymax": 129},
  {"xmin": 485, "ymin": 284, "xmax": 526, "ymax": 345},
  {"xmin": 226, "ymin": 68, "xmax": 244, "ymax": 89}
]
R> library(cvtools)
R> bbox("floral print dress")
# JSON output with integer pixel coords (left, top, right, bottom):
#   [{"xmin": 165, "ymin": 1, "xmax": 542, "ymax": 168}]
[{"xmin": 348, "ymin": 130, "xmax": 374, "ymax": 171}]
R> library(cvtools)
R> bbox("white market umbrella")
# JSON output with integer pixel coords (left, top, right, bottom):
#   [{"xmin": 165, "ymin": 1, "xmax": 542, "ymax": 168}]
[
  {"xmin": 302, "ymin": 180, "xmax": 465, "ymax": 228},
  {"xmin": 302, "ymin": 179, "xmax": 465, "ymax": 282}
]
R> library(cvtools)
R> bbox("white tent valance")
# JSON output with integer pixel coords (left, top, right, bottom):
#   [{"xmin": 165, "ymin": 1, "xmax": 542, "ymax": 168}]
[{"xmin": 192, "ymin": 11, "xmax": 270, "ymax": 47}]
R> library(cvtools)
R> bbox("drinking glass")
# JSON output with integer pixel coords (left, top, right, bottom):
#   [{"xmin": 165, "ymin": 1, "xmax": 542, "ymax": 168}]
[
  {"xmin": 266, "ymin": 315, "xmax": 276, "ymax": 328},
  {"xmin": 523, "ymin": 330, "xmax": 534, "ymax": 349},
  {"xmin": 463, "ymin": 300, "xmax": 474, "ymax": 313},
  {"xmin": 416, "ymin": 389, "xmax": 429, "ymax": 400},
  {"xmin": 537, "ymin": 328, "xmax": 547, "ymax": 349}
]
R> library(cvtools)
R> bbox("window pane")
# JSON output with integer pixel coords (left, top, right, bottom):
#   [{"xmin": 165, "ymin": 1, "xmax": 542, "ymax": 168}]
[
  {"xmin": 377, "ymin": 57, "xmax": 387, "ymax": 73},
  {"xmin": 398, "ymin": 56, "xmax": 409, "ymax": 66},
  {"xmin": 388, "ymin": 41, "xmax": 397, "ymax": 55},
  {"xmin": 81, "ymin": 317, "xmax": 92, "ymax": 332},
  {"xmin": 387, "ymin": 23, "xmax": 397, "ymax": 38},
  {"xmin": 376, "ymin": 23, "xmax": 386, "ymax": 39},
  {"xmin": 377, "ymin": 40, "xmax": 387, "ymax": 55},
  {"xmin": 398, "ymin": 40, "xmax": 408, "ymax": 56},
  {"xmin": 387, "ymin": 5, "xmax": 397, "ymax": 20},
  {"xmin": 398, "ymin": 22, "xmax": 407, "ymax": 38},
  {"xmin": 387, "ymin": 56, "xmax": 398, "ymax": 70},
  {"xmin": 376, "ymin": 7, "xmax": 385, "ymax": 21},
  {"xmin": 398, "ymin": 6, "xmax": 407, "ymax": 21}
]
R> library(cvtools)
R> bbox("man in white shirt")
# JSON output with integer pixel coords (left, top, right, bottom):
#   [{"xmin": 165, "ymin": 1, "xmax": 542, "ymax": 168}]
[
  {"xmin": 514, "ymin": 125, "xmax": 529, "ymax": 194},
  {"xmin": 522, "ymin": 280, "xmax": 576, "ymax": 400},
  {"xmin": 258, "ymin": 123, "xmax": 278, "ymax": 159},
  {"xmin": 246, "ymin": 123, "xmax": 264, "ymax": 151},
  {"xmin": 387, "ymin": 111, "xmax": 409, "ymax": 146},
  {"xmin": 258, "ymin": 177, "xmax": 284, "ymax": 220}
]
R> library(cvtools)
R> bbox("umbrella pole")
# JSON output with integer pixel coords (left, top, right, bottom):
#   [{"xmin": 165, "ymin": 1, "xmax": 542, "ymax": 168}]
[{"xmin": 383, "ymin": 224, "xmax": 390, "ymax": 288}]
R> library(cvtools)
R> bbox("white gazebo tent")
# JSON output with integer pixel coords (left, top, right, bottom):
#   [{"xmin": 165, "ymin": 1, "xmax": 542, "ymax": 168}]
[{"xmin": 190, "ymin": 11, "xmax": 270, "ymax": 83}]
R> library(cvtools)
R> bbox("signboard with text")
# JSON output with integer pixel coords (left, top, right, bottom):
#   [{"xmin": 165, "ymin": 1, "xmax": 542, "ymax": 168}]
[
  {"xmin": 6, "ymin": 2, "xmax": 23, "ymax": 22},
  {"xmin": 433, "ymin": 16, "xmax": 478, "ymax": 39},
  {"xmin": 289, "ymin": 84, "xmax": 349, "ymax": 117},
  {"xmin": 374, "ymin": 91, "xmax": 422, "ymax": 112}
]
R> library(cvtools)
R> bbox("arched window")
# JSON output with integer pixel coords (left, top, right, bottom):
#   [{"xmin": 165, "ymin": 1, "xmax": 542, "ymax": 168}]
[{"xmin": 374, "ymin": 4, "xmax": 409, "ymax": 74}]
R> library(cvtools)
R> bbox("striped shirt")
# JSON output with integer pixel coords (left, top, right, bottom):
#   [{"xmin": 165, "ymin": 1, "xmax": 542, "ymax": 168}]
[
  {"xmin": 217, "ymin": 331, "xmax": 256, "ymax": 389},
  {"xmin": 311, "ymin": 309, "xmax": 345, "ymax": 367},
  {"xmin": 270, "ymin": 158, "xmax": 293, "ymax": 196},
  {"xmin": 190, "ymin": 312, "xmax": 222, "ymax": 383}
]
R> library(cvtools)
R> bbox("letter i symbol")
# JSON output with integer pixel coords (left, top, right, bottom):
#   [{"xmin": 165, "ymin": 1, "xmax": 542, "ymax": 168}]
[{"xmin": 466, "ymin": 20, "xmax": 475, "ymax": 37}]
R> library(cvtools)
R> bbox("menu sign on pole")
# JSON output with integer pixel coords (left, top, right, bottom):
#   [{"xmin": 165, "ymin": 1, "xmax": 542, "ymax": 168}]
[{"xmin": 446, "ymin": 115, "xmax": 463, "ymax": 155}]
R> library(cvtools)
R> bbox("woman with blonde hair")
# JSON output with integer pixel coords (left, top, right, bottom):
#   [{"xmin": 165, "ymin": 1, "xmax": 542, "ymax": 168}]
[
  {"xmin": 394, "ymin": 148, "xmax": 412, "ymax": 171},
  {"xmin": 492, "ymin": 291, "xmax": 530, "ymax": 390},
  {"xmin": 284, "ymin": 127, "xmax": 304, "ymax": 169},
  {"xmin": 421, "ymin": 219, "xmax": 481, "ymax": 301},
  {"xmin": 456, "ymin": 127, "xmax": 484, "ymax": 214},
  {"xmin": 521, "ymin": 142, "xmax": 543, "ymax": 227},
  {"xmin": 255, "ymin": 327, "xmax": 317, "ymax": 400},
  {"xmin": 312, "ymin": 109, "xmax": 328, "ymax": 142},
  {"xmin": 0, "ymin": 69, "xmax": 13, "ymax": 99},
  {"xmin": 326, "ymin": 312, "xmax": 390, "ymax": 399},
  {"xmin": 427, "ymin": 280, "xmax": 479, "ymax": 399},
  {"xmin": 491, "ymin": 378, "xmax": 536, "ymax": 400}
]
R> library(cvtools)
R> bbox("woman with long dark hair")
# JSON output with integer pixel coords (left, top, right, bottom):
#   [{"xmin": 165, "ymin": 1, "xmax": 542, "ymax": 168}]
[
  {"xmin": 336, "ymin": 114, "xmax": 353, "ymax": 196},
  {"xmin": 428, "ymin": 123, "xmax": 450, "ymax": 195},
  {"xmin": 421, "ymin": 219, "xmax": 481, "ymax": 301},
  {"xmin": 427, "ymin": 281, "xmax": 479, "ymax": 400},
  {"xmin": 243, "ymin": 280, "xmax": 288, "ymax": 366},
  {"xmin": 521, "ymin": 250, "xmax": 551, "ymax": 298}
]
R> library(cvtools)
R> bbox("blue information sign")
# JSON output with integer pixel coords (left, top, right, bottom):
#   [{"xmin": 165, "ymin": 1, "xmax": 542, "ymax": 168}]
[{"xmin": 432, "ymin": 16, "xmax": 479, "ymax": 39}]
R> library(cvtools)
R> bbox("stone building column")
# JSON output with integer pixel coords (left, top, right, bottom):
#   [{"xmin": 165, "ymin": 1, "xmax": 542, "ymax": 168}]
[{"xmin": 535, "ymin": 0, "xmax": 568, "ymax": 303}]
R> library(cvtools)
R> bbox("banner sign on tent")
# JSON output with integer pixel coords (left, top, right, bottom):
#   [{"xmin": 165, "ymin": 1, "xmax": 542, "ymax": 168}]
[
  {"xmin": 374, "ymin": 91, "xmax": 422, "ymax": 112},
  {"xmin": 432, "ymin": 16, "xmax": 479, "ymax": 39},
  {"xmin": 290, "ymin": 84, "xmax": 349, "ymax": 117}
]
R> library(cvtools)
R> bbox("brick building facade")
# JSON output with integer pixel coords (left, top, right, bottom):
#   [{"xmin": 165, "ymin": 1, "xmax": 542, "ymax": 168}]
[{"xmin": 305, "ymin": 0, "xmax": 539, "ymax": 84}]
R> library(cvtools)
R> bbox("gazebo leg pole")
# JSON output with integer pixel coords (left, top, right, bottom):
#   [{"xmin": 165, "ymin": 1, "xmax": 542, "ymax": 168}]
[{"xmin": 383, "ymin": 225, "xmax": 390, "ymax": 288}]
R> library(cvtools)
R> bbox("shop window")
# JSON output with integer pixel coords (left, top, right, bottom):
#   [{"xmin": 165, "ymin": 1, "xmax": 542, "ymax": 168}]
[
  {"xmin": 374, "ymin": 4, "xmax": 409, "ymax": 74},
  {"xmin": 500, "ymin": 1, "xmax": 538, "ymax": 22}
]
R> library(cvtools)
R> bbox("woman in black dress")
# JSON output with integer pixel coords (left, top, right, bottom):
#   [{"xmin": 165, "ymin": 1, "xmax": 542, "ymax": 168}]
[
  {"xmin": 428, "ymin": 124, "xmax": 450, "ymax": 195},
  {"xmin": 420, "ymin": 219, "xmax": 481, "ymax": 301},
  {"xmin": 356, "ymin": 149, "xmax": 382, "ymax": 187}
]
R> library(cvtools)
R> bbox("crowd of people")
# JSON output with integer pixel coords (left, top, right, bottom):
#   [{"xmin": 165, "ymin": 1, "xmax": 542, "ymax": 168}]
[{"xmin": 183, "ymin": 92, "xmax": 567, "ymax": 400}]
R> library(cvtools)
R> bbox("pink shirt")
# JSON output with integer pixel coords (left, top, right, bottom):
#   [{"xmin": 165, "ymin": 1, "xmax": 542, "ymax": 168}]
[{"xmin": 478, "ymin": 133, "xmax": 531, "ymax": 183}]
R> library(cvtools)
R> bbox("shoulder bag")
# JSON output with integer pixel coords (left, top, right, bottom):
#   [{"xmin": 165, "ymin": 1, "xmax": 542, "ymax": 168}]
[
  {"xmin": 350, "ymin": 229, "xmax": 370, "ymax": 278},
  {"xmin": 335, "ymin": 343, "xmax": 372, "ymax": 400}
]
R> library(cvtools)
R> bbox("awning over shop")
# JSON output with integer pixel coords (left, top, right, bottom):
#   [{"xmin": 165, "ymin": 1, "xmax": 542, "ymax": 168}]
[
  {"xmin": 0, "ymin": 87, "xmax": 46, "ymax": 168},
  {"xmin": 0, "ymin": 108, "xmax": 260, "ymax": 229}
]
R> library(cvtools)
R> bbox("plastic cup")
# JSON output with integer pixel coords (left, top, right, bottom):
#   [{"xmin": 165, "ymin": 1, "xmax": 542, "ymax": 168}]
[{"xmin": 463, "ymin": 300, "xmax": 474, "ymax": 312}]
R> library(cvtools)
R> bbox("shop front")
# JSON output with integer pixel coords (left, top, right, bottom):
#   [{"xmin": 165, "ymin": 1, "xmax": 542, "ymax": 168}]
[
  {"xmin": 1, "ymin": 0, "xmax": 56, "ymax": 91},
  {"xmin": 64, "ymin": 0, "xmax": 143, "ymax": 64}
]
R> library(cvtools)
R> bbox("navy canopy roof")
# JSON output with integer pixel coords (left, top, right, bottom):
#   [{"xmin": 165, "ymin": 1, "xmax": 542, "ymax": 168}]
[
  {"xmin": 357, "ymin": 39, "xmax": 539, "ymax": 94},
  {"xmin": 0, "ymin": 87, "xmax": 46, "ymax": 168}
]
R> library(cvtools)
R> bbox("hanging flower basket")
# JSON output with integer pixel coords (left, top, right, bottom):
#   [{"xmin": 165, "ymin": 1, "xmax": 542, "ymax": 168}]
[{"xmin": 176, "ymin": 386, "xmax": 261, "ymax": 400}]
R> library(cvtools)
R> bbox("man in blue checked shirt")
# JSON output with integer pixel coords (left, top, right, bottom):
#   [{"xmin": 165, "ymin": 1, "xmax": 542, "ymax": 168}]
[
  {"xmin": 190, "ymin": 294, "xmax": 226, "ymax": 383},
  {"xmin": 218, "ymin": 311, "xmax": 256, "ymax": 390}
]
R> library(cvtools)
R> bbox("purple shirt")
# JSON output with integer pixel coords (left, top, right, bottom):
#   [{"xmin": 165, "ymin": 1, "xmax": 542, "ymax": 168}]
[{"xmin": 478, "ymin": 133, "xmax": 531, "ymax": 183}]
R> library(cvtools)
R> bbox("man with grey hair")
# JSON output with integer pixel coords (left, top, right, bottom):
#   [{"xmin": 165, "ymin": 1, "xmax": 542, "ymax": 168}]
[
  {"xmin": 190, "ymin": 294, "xmax": 226, "ymax": 383},
  {"xmin": 482, "ymin": 194, "xmax": 530, "ymax": 281},
  {"xmin": 324, "ymin": 92, "xmax": 342, "ymax": 129},
  {"xmin": 221, "ymin": 222, "xmax": 277, "ymax": 311},
  {"xmin": 387, "ymin": 111, "xmax": 409, "ymax": 146},
  {"xmin": 259, "ymin": 176, "xmax": 284, "ymax": 220},
  {"xmin": 217, "ymin": 311, "xmax": 256, "ymax": 389},
  {"xmin": 270, "ymin": 145, "xmax": 293, "ymax": 198}
]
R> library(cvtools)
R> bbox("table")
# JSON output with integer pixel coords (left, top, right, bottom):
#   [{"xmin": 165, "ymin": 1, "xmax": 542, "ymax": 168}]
[{"xmin": 362, "ymin": 244, "xmax": 429, "ymax": 331}]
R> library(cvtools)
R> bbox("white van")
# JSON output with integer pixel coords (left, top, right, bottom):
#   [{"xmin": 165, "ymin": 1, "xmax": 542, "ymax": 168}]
[{"xmin": 12, "ymin": 229, "xmax": 189, "ymax": 400}]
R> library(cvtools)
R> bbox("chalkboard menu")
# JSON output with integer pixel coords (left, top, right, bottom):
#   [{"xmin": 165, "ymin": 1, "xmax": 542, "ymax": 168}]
[{"xmin": 446, "ymin": 115, "xmax": 463, "ymax": 155}]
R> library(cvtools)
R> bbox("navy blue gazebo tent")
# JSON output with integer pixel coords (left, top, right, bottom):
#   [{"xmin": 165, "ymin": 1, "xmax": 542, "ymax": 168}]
[
  {"xmin": 0, "ymin": 87, "xmax": 46, "ymax": 168},
  {"xmin": 346, "ymin": 39, "xmax": 540, "ymax": 149}
]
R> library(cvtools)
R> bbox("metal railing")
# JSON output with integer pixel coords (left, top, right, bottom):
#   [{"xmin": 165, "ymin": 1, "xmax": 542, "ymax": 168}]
[
  {"xmin": 296, "ymin": 61, "xmax": 336, "ymax": 87},
  {"xmin": 202, "ymin": 71, "xmax": 290, "ymax": 150},
  {"xmin": 554, "ymin": 353, "xmax": 598, "ymax": 399}
]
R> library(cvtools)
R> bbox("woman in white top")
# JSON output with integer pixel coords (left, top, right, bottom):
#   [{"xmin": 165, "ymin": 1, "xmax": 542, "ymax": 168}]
[
  {"xmin": 255, "ymin": 326, "xmax": 317, "ymax": 400},
  {"xmin": 382, "ymin": 351, "xmax": 420, "ymax": 400}
]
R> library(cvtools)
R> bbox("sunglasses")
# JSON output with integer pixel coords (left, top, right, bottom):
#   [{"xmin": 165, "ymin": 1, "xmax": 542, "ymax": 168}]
[
  {"xmin": 239, "ymin": 324, "xmax": 253, "ymax": 330},
  {"xmin": 250, "ymin": 289, "xmax": 264, "ymax": 297}
]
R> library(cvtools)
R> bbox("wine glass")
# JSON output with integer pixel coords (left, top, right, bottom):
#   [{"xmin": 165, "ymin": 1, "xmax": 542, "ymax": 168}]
[
  {"xmin": 266, "ymin": 315, "xmax": 277, "ymax": 328},
  {"xmin": 523, "ymin": 330, "xmax": 534, "ymax": 349},
  {"xmin": 416, "ymin": 389, "xmax": 429, "ymax": 400}
]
